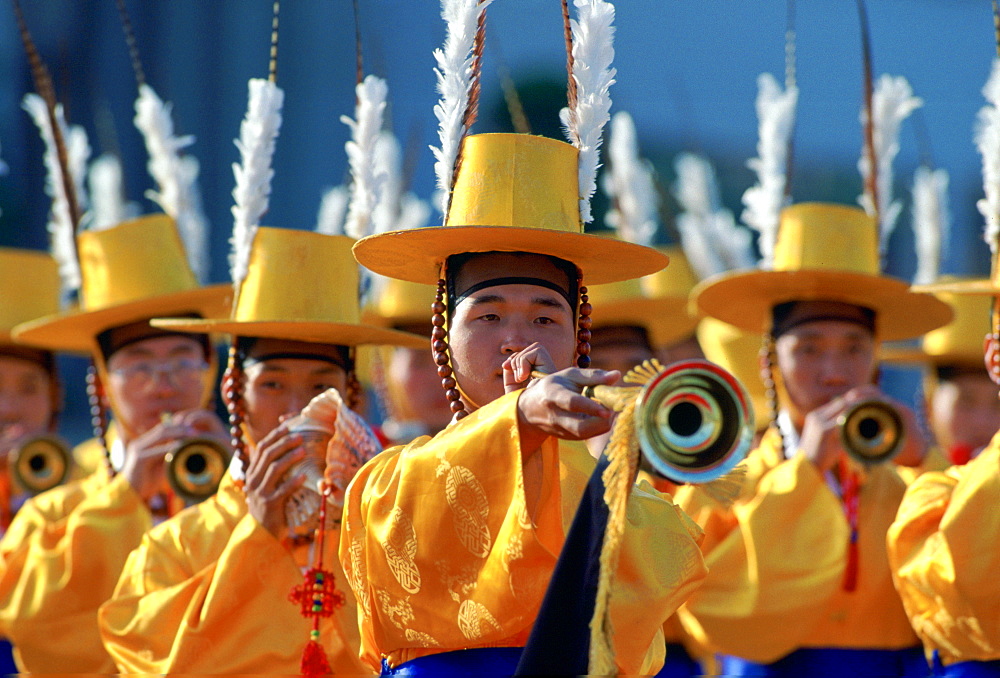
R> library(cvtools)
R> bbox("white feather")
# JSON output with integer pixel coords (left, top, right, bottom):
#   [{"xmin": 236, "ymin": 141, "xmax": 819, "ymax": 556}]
[
  {"xmin": 430, "ymin": 0, "xmax": 493, "ymax": 219},
  {"xmin": 741, "ymin": 72, "xmax": 797, "ymax": 269},
  {"xmin": 858, "ymin": 74, "xmax": 922, "ymax": 254},
  {"xmin": 976, "ymin": 58, "xmax": 1000, "ymax": 255},
  {"xmin": 560, "ymin": 0, "xmax": 616, "ymax": 224},
  {"xmin": 87, "ymin": 154, "xmax": 141, "ymax": 231},
  {"xmin": 315, "ymin": 185, "xmax": 350, "ymax": 236},
  {"xmin": 371, "ymin": 131, "xmax": 431, "ymax": 236},
  {"xmin": 911, "ymin": 165, "xmax": 950, "ymax": 285},
  {"xmin": 230, "ymin": 78, "xmax": 283, "ymax": 288},
  {"xmin": 342, "ymin": 75, "xmax": 389, "ymax": 240},
  {"xmin": 673, "ymin": 153, "xmax": 755, "ymax": 279},
  {"xmin": 602, "ymin": 111, "xmax": 658, "ymax": 246},
  {"xmin": 22, "ymin": 93, "xmax": 86, "ymax": 300},
  {"xmin": 134, "ymin": 84, "xmax": 210, "ymax": 281}
]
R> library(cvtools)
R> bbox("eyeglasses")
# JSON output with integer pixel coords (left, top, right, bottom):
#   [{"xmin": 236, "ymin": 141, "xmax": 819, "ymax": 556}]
[{"xmin": 109, "ymin": 358, "xmax": 209, "ymax": 391}]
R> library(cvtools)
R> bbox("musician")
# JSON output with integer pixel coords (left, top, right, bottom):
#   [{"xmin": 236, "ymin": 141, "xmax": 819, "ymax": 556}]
[
  {"xmin": 678, "ymin": 203, "xmax": 952, "ymax": 677},
  {"xmin": 887, "ymin": 277, "xmax": 1000, "ymax": 675},
  {"xmin": 98, "ymin": 228, "xmax": 423, "ymax": 673},
  {"xmin": 0, "ymin": 215, "xmax": 230, "ymax": 673},
  {"xmin": 342, "ymin": 132, "xmax": 707, "ymax": 675}
]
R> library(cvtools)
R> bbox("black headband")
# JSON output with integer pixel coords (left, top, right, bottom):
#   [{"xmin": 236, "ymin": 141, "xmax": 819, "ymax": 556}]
[
  {"xmin": 771, "ymin": 301, "xmax": 876, "ymax": 338},
  {"xmin": 96, "ymin": 314, "xmax": 211, "ymax": 362},
  {"xmin": 243, "ymin": 351, "xmax": 351, "ymax": 371},
  {"xmin": 0, "ymin": 344, "xmax": 56, "ymax": 375},
  {"xmin": 452, "ymin": 276, "xmax": 575, "ymax": 309}
]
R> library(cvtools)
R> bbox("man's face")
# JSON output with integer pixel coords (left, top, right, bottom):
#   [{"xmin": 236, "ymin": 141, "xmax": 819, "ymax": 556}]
[
  {"xmin": 242, "ymin": 348, "xmax": 347, "ymax": 447},
  {"xmin": 387, "ymin": 344, "xmax": 453, "ymax": 435},
  {"xmin": 105, "ymin": 335, "xmax": 210, "ymax": 439},
  {"xmin": 655, "ymin": 334, "xmax": 705, "ymax": 366},
  {"xmin": 448, "ymin": 254, "xmax": 577, "ymax": 408},
  {"xmin": 774, "ymin": 319, "xmax": 877, "ymax": 421},
  {"xmin": 930, "ymin": 371, "xmax": 1000, "ymax": 453},
  {"xmin": 589, "ymin": 325, "xmax": 653, "ymax": 385},
  {"xmin": 0, "ymin": 355, "xmax": 54, "ymax": 437}
]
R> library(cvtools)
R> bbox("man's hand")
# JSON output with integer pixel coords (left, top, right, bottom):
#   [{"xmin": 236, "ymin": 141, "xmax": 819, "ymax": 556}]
[
  {"xmin": 503, "ymin": 342, "xmax": 558, "ymax": 394},
  {"xmin": 516, "ymin": 367, "xmax": 620, "ymax": 452},
  {"xmin": 244, "ymin": 424, "xmax": 306, "ymax": 541}
]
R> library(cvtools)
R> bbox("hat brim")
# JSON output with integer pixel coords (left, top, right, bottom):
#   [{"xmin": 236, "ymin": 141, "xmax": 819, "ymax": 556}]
[
  {"xmin": 591, "ymin": 296, "xmax": 700, "ymax": 347},
  {"xmin": 912, "ymin": 278, "xmax": 999, "ymax": 296},
  {"xmin": 878, "ymin": 344, "xmax": 986, "ymax": 369},
  {"xmin": 352, "ymin": 226, "xmax": 669, "ymax": 285},
  {"xmin": 150, "ymin": 318, "xmax": 427, "ymax": 350},
  {"xmin": 12, "ymin": 285, "xmax": 233, "ymax": 353},
  {"xmin": 693, "ymin": 270, "xmax": 953, "ymax": 342}
]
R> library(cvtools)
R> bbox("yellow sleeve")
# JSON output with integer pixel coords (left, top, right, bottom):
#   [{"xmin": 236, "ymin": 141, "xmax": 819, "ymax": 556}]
[
  {"xmin": 677, "ymin": 453, "xmax": 847, "ymax": 663},
  {"xmin": 100, "ymin": 506, "xmax": 370, "ymax": 674},
  {"xmin": 0, "ymin": 472, "xmax": 150, "ymax": 673},
  {"xmin": 895, "ymin": 446, "xmax": 950, "ymax": 487},
  {"xmin": 341, "ymin": 390, "xmax": 706, "ymax": 674},
  {"xmin": 888, "ymin": 443, "xmax": 1000, "ymax": 664}
]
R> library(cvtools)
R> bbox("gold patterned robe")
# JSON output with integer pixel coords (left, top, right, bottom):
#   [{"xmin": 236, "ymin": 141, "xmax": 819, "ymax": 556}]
[
  {"xmin": 340, "ymin": 390, "xmax": 707, "ymax": 674},
  {"xmin": 675, "ymin": 427, "xmax": 920, "ymax": 663},
  {"xmin": 0, "ymin": 468, "xmax": 148, "ymax": 673},
  {"xmin": 98, "ymin": 474, "xmax": 370, "ymax": 674},
  {"xmin": 887, "ymin": 432, "xmax": 1000, "ymax": 666}
]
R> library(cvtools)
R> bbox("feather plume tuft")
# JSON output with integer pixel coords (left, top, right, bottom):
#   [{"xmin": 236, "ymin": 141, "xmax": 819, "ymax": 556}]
[
  {"xmin": 315, "ymin": 185, "xmax": 350, "ymax": 236},
  {"xmin": 602, "ymin": 111, "xmax": 658, "ymax": 246},
  {"xmin": 560, "ymin": 0, "xmax": 616, "ymax": 224},
  {"xmin": 911, "ymin": 165, "xmax": 950, "ymax": 285},
  {"xmin": 342, "ymin": 75, "xmax": 389, "ymax": 239},
  {"xmin": 742, "ymin": 72, "xmax": 797, "ymax": 269},
  {"xmin": 857, "ymin": 75, "xmax": 922, "ymax": 254},
  {"xmin": 674, "ymin": 153, "xmax": 755, "ymax": 279},
  {"xmin": 134, "ymin": 83, "xmax": 210, "ymax": 280},
  {"xmin": 23, "ymin": 93, "xmax": 90, "ymax": 300},
  {"xmin": 230, "ymin": 78, "xmax": 284, "ymax": 290},
  {"xmin": 976, "ymin": 58, "xmax": 1000, "ymax": 255},
  {"xmin": 87, "ymin": 154, "xmax": 140, "ymax": 230},
  {"xmin": 430, "ymin": 0, "xmax": 493, "ymax": 219}
]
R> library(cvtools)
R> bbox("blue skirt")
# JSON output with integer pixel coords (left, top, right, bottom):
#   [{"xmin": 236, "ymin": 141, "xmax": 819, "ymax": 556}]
[
  {"xmin": 932, "ymin": 651, "xmax": 1000, "ymax": 677},
  {"xmin": 655, "ymin": 642, "xmax": 703, "ymax": 678},
  {"xmin": 0, "ymin": 639, "xmax": 16, "ymax": 675},
  {"xmin": 718, "ymin": 646, "xmax": 929, "ymax": 678},
  {"xmin": 381, "ymin": 647, "xmax": 523, "ymax": 677}
]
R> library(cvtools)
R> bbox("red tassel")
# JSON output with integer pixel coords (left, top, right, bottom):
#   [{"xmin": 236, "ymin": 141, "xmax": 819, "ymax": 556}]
[
  {"xmin": 843, "ymin": 533, "xmax": 859, "ymax": 592},
  {"xmin": 948, "ymin": 443, "xmax": 974, "ymax": 466},
  {"xmin": 301, "ymin": 638, "xmax": 333, "ymax": 677}
]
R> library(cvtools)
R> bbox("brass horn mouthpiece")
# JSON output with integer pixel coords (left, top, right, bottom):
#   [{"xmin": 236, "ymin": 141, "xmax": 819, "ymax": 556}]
[
  {"xmin": 10, "ymin": 434, "xmax": 72, "ymax": 495},
  {"xmin": 165, "ymin": 438, "xmax": 230, "ymax": 504},
  {"xmin": 838, "ymin": 399, "xmax": 904, "ymax": 465}
]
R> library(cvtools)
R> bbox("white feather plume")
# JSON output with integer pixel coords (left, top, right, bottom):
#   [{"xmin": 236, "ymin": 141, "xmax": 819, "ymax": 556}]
[
  {"xmin": 430, "ymin": 0, "xmax": 492, "ymax": 219},
  {"xmin": 342, "ymin": 75, "xmax": 389, "ymax": 240},
  {"xmin": 911, "ymin": 165, "xmax": 950, "ymax": 285},
  {"xmin": 976, "ymin": 58, "xmax": 1000, "ymax": 256},
  {"xmin": 741, "ymin": 72, "xmax": 797, "ymax": 269},
  {"xmin": 372, "ymin": 131, "xmax": 431, "ymax": 235},
  {"xmin": 858, "ymin": 74, "xmax": 922, "ymax": 254},
  {"xmin": 87, "ymin": 154, "xmax": 140, "ymax": 231},
  {"xmin": 560, "ymin": 0, "xmax": 616, "ymax": 224},
  {"xmin": 22, "ymin": 93, "xmax": 85, "ymax": 299},
  {"xmin": 134, "ymin": 84, "xmax": 210, "ymax": 280},
  {"xmin": 674, "ymin": 153, "xmax": 755, "ymax": 279},
  {"xmin": 602, "ymin": 111, "xmax": 658, "ymax": 246},
  {"xmin": 315, "ymin": 185, "xmax": 350, "ymax": 236},
  {"xmin": 230, "ymin": 78, "xmax": 283, "ymax": 289}
]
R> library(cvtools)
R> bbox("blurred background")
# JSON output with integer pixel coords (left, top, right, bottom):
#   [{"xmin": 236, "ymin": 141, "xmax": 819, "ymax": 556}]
[{"xmin": 0, "ymin": 0, "xmax": 993, "ymax": 441}]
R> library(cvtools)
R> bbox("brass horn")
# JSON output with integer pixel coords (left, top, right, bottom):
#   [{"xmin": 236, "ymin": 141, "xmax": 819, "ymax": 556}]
[
  {"xmin": 537, "ymin": 359, "xmax": 754, "ymax": 484},
  {"xmin": 9, "ymin": 434, "xmax": 72, "ymax": 495},
  {"xmin": 165, "ymin": 438, "xmax": 230, "ymax": 504},
  {"xmin": 838, "ymin": 399, "xmax": 904, "ymax": 465}
]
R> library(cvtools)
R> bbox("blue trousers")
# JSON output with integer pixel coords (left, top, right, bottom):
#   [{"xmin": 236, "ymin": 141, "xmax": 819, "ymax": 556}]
[
  {"xmin": 718, "ymin": 646, "xmax": 929, "ymax": 678},
  {"xmin": 381, "ymin": 647, "xmax": 523, "ymax": 676},
  {"xmin": 656, "ymin": 642, "xmax": 703, "ymax": 678},
  {"xmin": 932, "ymin": 651, "xmax": 1000, "ymax": 677}
]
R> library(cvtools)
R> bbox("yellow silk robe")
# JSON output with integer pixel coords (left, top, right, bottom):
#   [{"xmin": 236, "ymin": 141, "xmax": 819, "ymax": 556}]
[
  {"xmin": 675, "ymin": 427, "xmax": 920, "ymax": 664},
  {"xmin": 887, "ymin": 432, "xmax": 1000, "ymax": 666},
  {"xmin": 340, "ymin": 390, "xmax": 708, "ymax": 674},
  {"xmin": 0, "ymin": 469, "xmax": 149, "ymax": 673},
  {"xmin": 99, "ymin": 474, "xmax": 370, "ymax": 674}
]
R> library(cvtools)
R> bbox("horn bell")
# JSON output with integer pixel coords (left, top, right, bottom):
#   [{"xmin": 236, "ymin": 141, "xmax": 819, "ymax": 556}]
[
  {"xmin": 838, "ymin": 399, "xmax": 904, "ymax": 465},
  {"xmin": 165, "ymin": 438, "xmax": 231, "ymax": 504},
  {"xmin": 10, "ymin": 434, "xmax": 72, "ymax": 495}
]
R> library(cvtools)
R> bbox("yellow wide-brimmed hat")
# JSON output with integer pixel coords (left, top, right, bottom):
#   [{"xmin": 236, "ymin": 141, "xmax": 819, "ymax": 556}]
[
  {"xmin": 0, "ymin": 248, "xmax": 61, "ymax": 345},
  {"xmin": 881, "ymin": 278, "xmax": 992, "ymax": 368},
  {"xmin": 353, "ymin": 134, "xmax": 668, "ymax": 285},
  {"xmin": 13, "ymin": 215, "xmax": 231, "ymax": 353},
  {"xmin": 361, "ymin": 277, "xmax": 437, "ymax": 329},
  {"xmin": 693, "ymin": 203, "xmax": 952, "ymax": 342},
  {"xmin": 697, "ymin": 317, "xmax": 770, "ymax": 432},
  {"xmin": 153, "ymin": 227, "xmax": 424, "ymax": 349}
]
